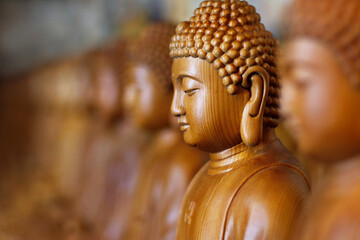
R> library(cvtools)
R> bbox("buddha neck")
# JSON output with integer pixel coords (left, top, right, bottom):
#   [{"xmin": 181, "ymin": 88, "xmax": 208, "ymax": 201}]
[
  {"xmin": 208, "ymin": 129, "xmax": 277, "ymax": 175},
  {"xmin": 210, "ymin": 143, "xmax": 247, "ymax": 161},
  {"xmin": 208, "ymin": 143, "xmax": 248, "ymax": 175}
]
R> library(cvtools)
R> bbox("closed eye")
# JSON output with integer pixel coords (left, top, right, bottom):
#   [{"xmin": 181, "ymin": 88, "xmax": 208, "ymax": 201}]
[
  {"xmin": 181, "ymin": 77, "xmax": 202, "ymax": 96},
  {"xmin": 184, "ymin": 88, "xmax": 199, "ymax": 96}
]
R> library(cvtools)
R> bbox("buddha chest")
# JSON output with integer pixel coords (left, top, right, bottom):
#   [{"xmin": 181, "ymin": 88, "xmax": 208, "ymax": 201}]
[{"xmin": 176, "ymin": 151, "xmax": 310, "ymax": 240}]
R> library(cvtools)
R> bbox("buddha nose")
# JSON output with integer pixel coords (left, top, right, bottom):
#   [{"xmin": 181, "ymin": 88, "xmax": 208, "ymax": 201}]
[{"xmin": 171, "ymin": 90, "xmax": 185, "ymax": 116}]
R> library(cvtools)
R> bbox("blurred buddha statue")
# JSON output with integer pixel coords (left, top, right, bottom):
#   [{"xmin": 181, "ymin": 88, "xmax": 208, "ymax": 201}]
[
  {"xmin": 70, "ymin": 46, "xmax": 125, "ymax": 236},
  {"xmin": 64, "ymin": 41, "xmax": 150, "ymax": 240},
  {"xmin": 281, "ymin": 0, "xmax": 360, "ymax": 239},
  {"xmin": 92, "ymin": 41, "xmax": 153, "ymax": 240},
  {"xmin": 46, "ymin": 57, "xmax": 93, "ymax": 200},
  {"xmin": 169, "ymin": 0, "xmax": 311, "ymax": 239},
  {"xmin": 115, "ymin": 23, "xmax": 207, "ymax": 240}
]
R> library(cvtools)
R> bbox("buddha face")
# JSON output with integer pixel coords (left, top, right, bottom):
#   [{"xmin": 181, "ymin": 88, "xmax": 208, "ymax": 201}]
[
  {"xmin": 171, "ymin": 57, "xmax": 248, "ymax": 153},
  {"xmin": 280, "ymin": 38, "xmax": 360, "ymax": 162},
  {"xmin": 124, "ymin": 63, "xmax": 172, "ymax": 130}
]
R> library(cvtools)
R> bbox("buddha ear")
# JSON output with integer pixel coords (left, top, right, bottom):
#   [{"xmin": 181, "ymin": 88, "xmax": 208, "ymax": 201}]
[{"xmin": 240, "ymin": 66, "xmax": 270, "ymax": 147}]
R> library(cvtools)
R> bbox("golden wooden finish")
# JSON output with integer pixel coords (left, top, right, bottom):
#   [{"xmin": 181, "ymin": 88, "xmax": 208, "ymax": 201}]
[
  {"xmin": 123, "ymin": 128, "xmax": 207, "ymax": 240},
  {"xmin": 98, "ymin": 120, "xmax": 153, "ymax": 240},
  {"xmin": 124, "ymin": 64, "xmax": 173, "ymax": 130},
  {"xmin": 121, "ymin": 66, "xmax": 207, "ymax": 240},
  {"xmin": 117, "ymin": 23, "xmax": 207, "ymax": 240},
  {"xmin": 169, "ymin": 1, "xmax": 311, "ymax": 239},
  {"xmin": 67, "ymin": 44, "xmax": 152, "ymax": 239},
  {"xmin": 71, "ymin": 49, "xmax": 125, "ymax": 235},
  {"xmin": 281, "ymin": 0, "xmax": 360, "ymax": 239},
  {"xmin": 171, "ymin": 57, "xmax": 310, "ymax": 239},
  {"xmin": 87, "ymin": 48, "xmax": 124, "ymax": 122}
]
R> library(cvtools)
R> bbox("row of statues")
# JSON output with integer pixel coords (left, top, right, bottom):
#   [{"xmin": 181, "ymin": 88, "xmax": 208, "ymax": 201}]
[
  {"xmin": 0, "ymin": 0, "xmax": 359, "ymax": 239},
  {"xmin": 140, "ymin": 0, "xmax": 359, "ymax": 239}
]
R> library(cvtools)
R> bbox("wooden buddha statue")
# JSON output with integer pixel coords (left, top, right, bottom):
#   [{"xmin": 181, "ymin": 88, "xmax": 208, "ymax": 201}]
[
  {"xmin": 116, "ymin": 23, "xmax": 207, "ymax": 240},
  {"xmin": 72, "ymin": 47, "xmax": 125, "ymax": 232},
  {"xmin": 169, "ymin": 0, "xmax": 311, "ymax": 239},
  {"xmin": 281, "ymin": 0, "xmax": 360, "ymax": 239},
  {"xmin": 68, "ymin": 42, "xmax": 156, "ymax": 240}
]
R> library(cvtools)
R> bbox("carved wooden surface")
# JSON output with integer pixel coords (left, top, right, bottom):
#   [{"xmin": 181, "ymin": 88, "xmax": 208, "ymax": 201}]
[
  {"xmin": 168, "ymin": 1, "xmax": 311, "ymax": 238},
  {"xmin": 116, "ymin": 23, "xmax": 208, "ymax": 240},
  {"xmin": 171, "ymin": 57, "xmax": 310, "ymax": 239}
]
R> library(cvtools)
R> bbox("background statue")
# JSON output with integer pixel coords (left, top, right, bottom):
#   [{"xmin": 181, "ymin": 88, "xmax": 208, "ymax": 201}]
[
  {"xmin": 281, "ymin": 0, "xmax": 360, "ymax": 239},
  {"xmin": 68, "ymin": 44, "xmax": 126, "ymax": 239},
  {"xmin": 108, "ymin": 23, "xmax": 207, "ymax": 240}
]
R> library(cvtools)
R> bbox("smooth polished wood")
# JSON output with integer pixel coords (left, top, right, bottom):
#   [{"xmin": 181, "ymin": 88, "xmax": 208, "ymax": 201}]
[
  {"xmin": 108, "ymin": 23, "xmax": 207, "ymax": 240},
  {"xmin": 99, "ymin": 120, "xmax": 153, "ymax": 240},
  {"xmin": 120, "ymin": 63, "xmax": 207, "ymax": 240},
  {"xmin": 171, "ymin": 57, "xmax": 310, "ymax": 240},
  {"xmin": 168, "ymin": 1, "xmax": 311, "ymax": 239},
  {"xmin": 64, "ymin": 44, "xmax": 148, "ymax": 240},
  {"xmin": 73, "ymin": 48, "xmax": 124, "ymax": 223},
  {"xmin": 123, "ymin": 128, "xmax": 207, "ymax": 240},
  {"xmin": 281, "ymin": 0, "xmax": 360, "ymax": 238}
]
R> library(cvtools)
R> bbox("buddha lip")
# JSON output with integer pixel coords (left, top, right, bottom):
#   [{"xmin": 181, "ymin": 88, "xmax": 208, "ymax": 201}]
[{"xmin": 179, "ymin": 122, "xmax": 189, "ymax": 132}]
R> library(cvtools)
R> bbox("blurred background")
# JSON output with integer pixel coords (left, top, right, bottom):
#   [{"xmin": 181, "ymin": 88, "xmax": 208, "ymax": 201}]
[
  {"xmin": 0, "ymin": 0, "xmax": 288, "ymax": 78},
  {"xmin": 0, "ymin": 1, "xmax": 301, "ymax": 239}
]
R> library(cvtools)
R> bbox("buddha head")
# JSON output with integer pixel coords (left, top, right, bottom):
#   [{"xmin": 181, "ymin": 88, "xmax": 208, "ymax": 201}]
[
  {"xmin": 170, "ymin": 0, "xmax": 279, "ymax": 153},
  {"xmin": 87, "ymin": 45, "xmax": 124, "ymax": 122},
  {"xmin": 280, "ymin": 0, "xmax": 360, "ymax": 162},
  {"xmin": 125, "ymin": 23, "xmax": 175, "ymax": 130}
]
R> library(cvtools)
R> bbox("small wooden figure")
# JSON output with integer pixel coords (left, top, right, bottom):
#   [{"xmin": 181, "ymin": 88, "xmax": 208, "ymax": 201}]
[
  {"xmin": 281, "ymin": 0, "xmax": 360, "ymax": 239},
  {"xmin": 73, "ymin": 42, "xmax": 155, "ymax": 240},
  {"xmin": 73, "ymin": 47, "xmax": 124, "ymax": 232},
  {"xmin": 169, "ymin": 0, "xmax": 311, "ymax": 239},
  {"xmin": 109, "ymin": 23, "xmax": 207, "ymax": 240}
]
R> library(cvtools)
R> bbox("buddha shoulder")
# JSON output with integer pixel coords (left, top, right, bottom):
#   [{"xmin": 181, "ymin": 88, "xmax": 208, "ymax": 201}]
[{"xmin": 224, "ymin": 164, "xmax": 311, "ymax": 239}]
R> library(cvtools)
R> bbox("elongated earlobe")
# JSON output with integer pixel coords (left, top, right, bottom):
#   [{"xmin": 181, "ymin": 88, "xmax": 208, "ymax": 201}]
[{"xmin": 240, "ymin": 66, "xmax": 269, "ymax": 146}]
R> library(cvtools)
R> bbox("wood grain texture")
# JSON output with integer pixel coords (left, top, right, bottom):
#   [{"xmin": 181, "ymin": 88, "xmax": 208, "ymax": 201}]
[
  {"xmin": 169, "ymin": 0, "xmax": 311, "ymax": 235},
  {"xmin": 123, "ymin": 129, "xmax": 207, "ymax": 240},
  {"xmin": 121, "ymin": 23, "xmax": 208, "ymax": 240}
]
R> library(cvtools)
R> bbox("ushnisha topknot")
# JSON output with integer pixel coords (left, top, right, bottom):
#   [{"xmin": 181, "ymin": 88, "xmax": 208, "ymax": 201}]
[
  {"xmin": 127, "ymin": 22, "xmax": 176, "ymax": 91},
  {"xmin": 284, "ymin": 0, "xmax": 360, "ymax": 87},
  {"xmin": 169, "ymin": 0, "xmax": 279, "ymax": 128}
]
